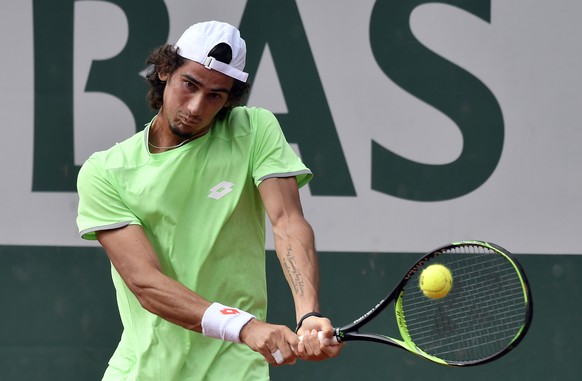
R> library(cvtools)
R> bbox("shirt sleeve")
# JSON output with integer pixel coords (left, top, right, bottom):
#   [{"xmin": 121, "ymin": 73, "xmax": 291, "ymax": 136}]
[
  {"xmin": 76, "ymin": 155, "xmax": 141, "ymax": 240},
  {"xmin": 250, "ymin": 109, "xmax": 313, "ymax": 188}
]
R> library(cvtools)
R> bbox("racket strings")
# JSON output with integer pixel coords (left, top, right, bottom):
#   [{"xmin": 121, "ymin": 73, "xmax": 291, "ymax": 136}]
[{"xmin": 399, "ymin": 246, "xmax": 528, "ymax": 363}]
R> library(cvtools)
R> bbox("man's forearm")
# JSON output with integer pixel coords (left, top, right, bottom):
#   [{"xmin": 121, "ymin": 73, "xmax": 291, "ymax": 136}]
[{"xmin": 274, "ymin": 220, "xmax": 321, "ymax": 321}]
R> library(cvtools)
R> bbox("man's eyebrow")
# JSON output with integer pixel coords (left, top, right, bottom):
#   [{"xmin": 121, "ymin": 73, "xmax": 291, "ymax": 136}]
[{"xmin": 181, "ymin": 73, "xmax": 231, "ymax": 94}]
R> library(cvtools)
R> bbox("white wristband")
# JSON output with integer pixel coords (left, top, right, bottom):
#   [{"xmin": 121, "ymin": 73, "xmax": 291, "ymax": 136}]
[{"xmin": 201, "ymin": 302, "xmax": 255, "ymax": 343}]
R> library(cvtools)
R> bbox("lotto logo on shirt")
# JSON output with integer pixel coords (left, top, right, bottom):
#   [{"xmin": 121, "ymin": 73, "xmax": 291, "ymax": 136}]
[
  {"xmin": 220, "ymin": 308, "xmax": 240, "ymax": 315},
  {"xmin": 208, "ymin": 181, "xmax": 235, "ymax": 200}
]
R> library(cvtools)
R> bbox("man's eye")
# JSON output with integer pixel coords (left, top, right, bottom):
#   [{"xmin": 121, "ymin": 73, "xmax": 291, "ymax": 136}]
[{"xmin": 184, "ymin": 81, "xmax": 196, "ymax": 89}]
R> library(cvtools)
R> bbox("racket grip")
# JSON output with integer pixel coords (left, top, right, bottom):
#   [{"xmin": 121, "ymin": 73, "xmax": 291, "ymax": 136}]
[{"xmin": 298, "ymin": 330, "xmax": 340, "ymax": 346}]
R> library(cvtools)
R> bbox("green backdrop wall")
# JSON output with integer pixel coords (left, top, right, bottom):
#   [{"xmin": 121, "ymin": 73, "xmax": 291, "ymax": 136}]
[{"xmin": 1, "ymin": 246, "xmax": 579, "ymax": 380}]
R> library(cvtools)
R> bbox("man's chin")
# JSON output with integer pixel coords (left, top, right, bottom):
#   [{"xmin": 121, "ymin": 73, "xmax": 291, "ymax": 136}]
[{"xmin": 169, "ymin": 124, "xmax": 195, "ymax": 140}]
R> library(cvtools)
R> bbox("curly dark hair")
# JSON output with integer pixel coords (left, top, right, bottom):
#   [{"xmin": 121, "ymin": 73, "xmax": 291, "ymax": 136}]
[{"xmin": 145, "ymin": 43, "xmax": 251, "ymax": 120}]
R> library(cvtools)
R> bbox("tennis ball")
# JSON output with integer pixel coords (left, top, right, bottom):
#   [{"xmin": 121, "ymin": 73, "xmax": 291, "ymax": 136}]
[{"xmin": 419, "ymin": 264, "xmax": 453, "ymax": 299}]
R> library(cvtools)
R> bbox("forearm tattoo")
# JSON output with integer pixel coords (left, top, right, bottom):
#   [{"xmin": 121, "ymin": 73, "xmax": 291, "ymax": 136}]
[{"xmin": 282, "ymin": 244, "xmax": 305, "ymax": 296}]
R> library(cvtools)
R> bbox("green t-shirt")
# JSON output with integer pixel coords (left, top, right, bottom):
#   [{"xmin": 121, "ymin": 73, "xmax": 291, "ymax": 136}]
[{"xmin": 77, "ymin": 107, "xmax": 312, "ymax": 381}]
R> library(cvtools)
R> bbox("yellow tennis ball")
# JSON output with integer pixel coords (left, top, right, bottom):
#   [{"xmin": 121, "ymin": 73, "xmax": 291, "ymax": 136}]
[{"xmin": 419, "ymin": 264, "xmax": 453, "ymax": 299}]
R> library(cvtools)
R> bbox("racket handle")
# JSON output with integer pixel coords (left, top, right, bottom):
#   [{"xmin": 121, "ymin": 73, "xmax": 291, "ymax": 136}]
[{"xmin": 298, "ymin": 330, "xmax": 340, "ymax": 346}]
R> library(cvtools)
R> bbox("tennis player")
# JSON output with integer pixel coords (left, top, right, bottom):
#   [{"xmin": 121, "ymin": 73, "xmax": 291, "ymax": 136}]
[{"xmin": 76, "ymin": 20, "xmax": 341, "ymax": 380}]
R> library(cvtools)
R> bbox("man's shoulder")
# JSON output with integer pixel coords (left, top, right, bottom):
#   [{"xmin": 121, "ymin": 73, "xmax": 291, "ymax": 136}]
[
  {"xmin": 85, "ymin": 131, "xmax": 146, "ymax": 169},
  {"xmin": 213, "ymin": 107, "xmax": 277, "ymax": 138},
  {"xmin": 228, "ymin": 106, "xmax": 276, "ymax": 123}
]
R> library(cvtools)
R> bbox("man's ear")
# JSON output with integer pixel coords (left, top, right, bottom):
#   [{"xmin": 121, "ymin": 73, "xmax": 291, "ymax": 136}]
[{"xmin": 158, "ymin": 71, "xmax": 169, "ymax": 82}]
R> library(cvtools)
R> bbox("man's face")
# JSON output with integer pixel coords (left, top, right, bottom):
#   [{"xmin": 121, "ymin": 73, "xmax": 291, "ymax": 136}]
[{"xmin": 159, "ymin": 59, "xmax": 234, "ymax": 139}]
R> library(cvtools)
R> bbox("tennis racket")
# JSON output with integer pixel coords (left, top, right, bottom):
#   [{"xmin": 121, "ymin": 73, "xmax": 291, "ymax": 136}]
[{"xmin": 323, "ymin": 240, "xmax": 533, "ymax": 366}]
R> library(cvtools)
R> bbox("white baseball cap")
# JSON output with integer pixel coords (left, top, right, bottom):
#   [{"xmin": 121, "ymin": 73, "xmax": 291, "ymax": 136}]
[{"xmin": 175, "ymin": 21, "xmax": 249, "ymax": 82}]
